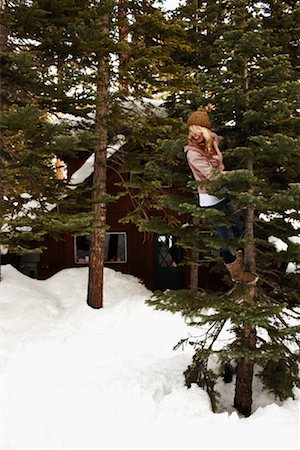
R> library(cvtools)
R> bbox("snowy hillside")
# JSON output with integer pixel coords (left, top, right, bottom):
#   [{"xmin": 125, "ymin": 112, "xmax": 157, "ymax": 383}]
[{"xmin": 1, "ymin": 265, "xmax": 299, "ymax": 449}]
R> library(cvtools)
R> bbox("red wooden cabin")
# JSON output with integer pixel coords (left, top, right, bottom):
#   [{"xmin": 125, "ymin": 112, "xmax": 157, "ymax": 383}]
[{"xmin": 13, "ymin": 146, "xmax": 219, "ymax": 291}]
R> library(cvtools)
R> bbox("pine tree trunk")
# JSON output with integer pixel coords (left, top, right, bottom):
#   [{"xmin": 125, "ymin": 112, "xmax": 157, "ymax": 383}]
[
  {"xmin": 190, "ymin": 259, "xmax": 199, "ymax": 292},
  {"xmin": 234, "ymin": 151, "xmax": 256, "ymax": 417},
  {"xmin": 0, "ymin": 0, "xmax": 8, "ymax": 50},
  {"xmin": 0, "ymin": 0, "xmax": 8, "ymax": 245},
  {"xmin": 87, "ymin": 14, "xmax": 110, "ymax": 309},
  {"xmin": 0, "ymin": 0, "xmax": 8, "ymax": 104},
  {"xmin": 234, "ymin": 158, "xmax": 257, "ymax": 415},
  {"xmin": 233, "ymin": 8, "xmax": 258, "ymax": 411},
  {"xmin": 190, "ymin": 216, "xmax": 200, "ymax": 291},
  {"xmin": 234, "ymin": 320, "xmax": 256, "ymax": 416},
  {"xmin": 118, "ymin": 0, "xmax": 129, "ymax": 92},
  {"xmin": 234, "ymin": 156, "xmax": 257, "ymax": 415},
  {"xmin": 244, "ymin": 160, "xmax": 256, "ymax": 273}
]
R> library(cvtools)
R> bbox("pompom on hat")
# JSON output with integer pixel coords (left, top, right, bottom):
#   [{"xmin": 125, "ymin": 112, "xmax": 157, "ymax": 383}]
[{"xmin": 187, "ymin": 106, "xmax": 212, "ymax": 129}]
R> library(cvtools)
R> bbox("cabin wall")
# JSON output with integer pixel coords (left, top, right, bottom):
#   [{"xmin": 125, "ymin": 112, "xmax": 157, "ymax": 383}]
[
  {"xmin": 37, "ymin": 162, "xmax": 157, "ymax": 289},
  {"xmin": 24, "ymin": 154, "xmax": 216, "ymax": 291}
]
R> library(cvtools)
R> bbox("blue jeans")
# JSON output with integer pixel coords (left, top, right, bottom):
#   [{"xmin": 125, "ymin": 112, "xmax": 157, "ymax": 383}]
[{"xmin": 204, "ymin": 199, "xmax": 243, "ymax": 264}]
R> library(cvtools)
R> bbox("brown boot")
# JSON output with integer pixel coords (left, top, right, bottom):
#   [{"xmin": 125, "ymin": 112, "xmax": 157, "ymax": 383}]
[
  {"xmin": 225, "ymin": 259, "xmax": 259, "ymax": 285},
  {"xmin": 235, "ymin": 250, "xmax": 244, "ymax": 264}
]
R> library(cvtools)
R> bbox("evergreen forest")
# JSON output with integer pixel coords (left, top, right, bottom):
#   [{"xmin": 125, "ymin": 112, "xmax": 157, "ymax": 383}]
[{"xmin": 1, "ymin": 0, "xmax": 299, "ymax": 416}]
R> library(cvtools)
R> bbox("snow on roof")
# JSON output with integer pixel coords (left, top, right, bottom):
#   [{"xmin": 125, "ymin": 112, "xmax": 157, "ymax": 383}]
[
  {"xmin": 49, "ymin": 112, "xmax": 93, "ymax": 126},
  {"xmin": 2, "ymin": 195, "xmax": 56, "ymax": 221},
  {"xmin": 1, "ymin": 133, "xmax": 126, "ymax": 255},
  {"xmin": 260, "ymin": 211, "xmax": 300, "ymax": 230},
  {"xmin": 121, "ymin": 96, "xmax": 167, "ymax": 118},
  {"xmin": 1, "ymin": 195, "xmax": 57, "ymax": 253},
  {"xmin": 68, "ymin": 134, "xmax": 125, "ymax": 189},
  {"xmin": 49, "ymin": 96, "xmax": 166, "ymax": 188},
  {"xmin": 49, "ymin": 97, "xmax": 167, "ymax": 127},
  {"xmin": 263, "ymin": 212, "xmax": 300, "ymax": 273},
  {"xmin": 2, "ymin": 97, "xmax": 165, "ymax": 252}
]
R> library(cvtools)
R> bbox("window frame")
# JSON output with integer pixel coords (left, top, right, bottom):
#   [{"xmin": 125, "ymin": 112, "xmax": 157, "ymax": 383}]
[{"xmin": 74, "ymin": 231, "xmax": 128, "ymax": 265}]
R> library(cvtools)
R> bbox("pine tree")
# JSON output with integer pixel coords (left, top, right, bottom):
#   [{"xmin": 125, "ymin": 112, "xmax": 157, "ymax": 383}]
[
  {"xmin": 87, "ymin": 2, "xmax": 111, "ymax": 309},
  {"xmin": 0, "ymin": 0, "xmax": 97, "ymax": 261},
  {"xmin": 83, "ymin": 0, "xmax": 197, "ymax": 308},
  {"xmin": 128, "ymin": 0, "xmax": 300, "ymax": 416},
  {"xmin": 1, "ymin": 0, "xmax": 194, "ymax": 306}
]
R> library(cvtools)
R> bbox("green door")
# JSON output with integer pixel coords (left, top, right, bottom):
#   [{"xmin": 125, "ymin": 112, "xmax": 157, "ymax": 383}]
[{"xmin": 154, "ymin": 234, "xmax": 184, "ymax": 291}]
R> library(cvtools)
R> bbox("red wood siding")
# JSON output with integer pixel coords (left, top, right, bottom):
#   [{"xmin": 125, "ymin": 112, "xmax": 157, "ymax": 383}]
[{"xmin": 35, "ymin": 155, "xmax": 218, "ymax": 291}]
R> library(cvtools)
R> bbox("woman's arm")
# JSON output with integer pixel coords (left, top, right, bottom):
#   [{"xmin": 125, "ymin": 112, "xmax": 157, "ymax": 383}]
[
  {"xmin": 186, "ymin": 149, "xmax": 222, "ymax": 182},
  {"xmin": 212, "ymin": 138, "xmax": 225, "ymax": 170}
]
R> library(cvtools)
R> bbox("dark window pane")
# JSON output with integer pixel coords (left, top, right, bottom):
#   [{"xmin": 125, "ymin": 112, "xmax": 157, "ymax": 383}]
[
  {"xmin": 157, "ymin": 235, "xmax": 182, "ymax": 267},
  {"xmin": 75, "ymin": 233, "xmax": 127, "ymax": 264},
  {"xmin": 75, "ymin": 235, "xmax": 91, "ymax": 264},
  {"xmin": 105, "ymin": 233, "xmax": 127, "ymax": 262}
]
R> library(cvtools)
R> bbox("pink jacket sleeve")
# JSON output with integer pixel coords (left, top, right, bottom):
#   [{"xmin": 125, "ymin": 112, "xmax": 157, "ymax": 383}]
[
  {"xmin": 212, "ymin": 137, "xmax": 225, "ymax": 170},
  {"xmin": 186, "ymin": 149, "xmax": 221, "ymax": 182}
]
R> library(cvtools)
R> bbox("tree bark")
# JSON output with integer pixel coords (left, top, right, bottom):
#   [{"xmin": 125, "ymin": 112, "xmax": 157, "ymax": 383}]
[
  {"xmin": 189, "ymin": 259, "xmax": 199, "ymax": 292},
  {"xmin": 234, "ymin": 6, "xmax": 257, "ymax": 415},
  {"xmin": 87, "ymin": 13, "xmax": 110, "ymax": 309},
  {"xmin": 234, "ymin": 158, "xmax": 257, "ymax": 416},
  {"xmin": 234, "ymin": 320, "xmax": 256, "ymax": 416},
  {"xmin": 0, "ymin": 0, "xmax": 8, "ymax": 50},
  {"xmin": 244, "ymin": 160, "xmax": 256, "ymax": 273},
  {"xmin": 0, "ymin": 0, "xmax": 8, "ymax": 104},
  {"xmin": 118, "ymin": 0, "xmax": 129, "ymax": 92},
  {"xmin": 190, "ymin": 217, "xmax": 200, "ymax": 292}
]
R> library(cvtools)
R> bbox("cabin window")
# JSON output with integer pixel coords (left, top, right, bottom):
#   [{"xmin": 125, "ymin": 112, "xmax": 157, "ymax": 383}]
[
  {"xmin": 105, "ymin": 232, "xmax": 127, "ymax": 263},
  {"xmin": 75, "ymin": 232, "xmax": 127, "ymax": 264},
  {"xmin": 157, "ymin": 235, "xmax": 183, "ymax": 267}
]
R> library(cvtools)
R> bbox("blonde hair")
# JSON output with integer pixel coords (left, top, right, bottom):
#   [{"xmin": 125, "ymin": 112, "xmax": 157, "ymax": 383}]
[{"xmin": 188, "ymin": 125, "xmax": 216, "ymax": 157}]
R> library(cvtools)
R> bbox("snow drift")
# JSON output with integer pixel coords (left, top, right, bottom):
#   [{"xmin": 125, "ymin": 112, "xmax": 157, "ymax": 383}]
[{"xmin": 1, "ymin": 265, "xmax": 299, "ymax": 449}]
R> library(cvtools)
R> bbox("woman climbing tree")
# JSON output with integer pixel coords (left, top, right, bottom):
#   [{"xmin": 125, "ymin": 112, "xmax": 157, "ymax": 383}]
[{"xmin": 184, "ymin": 107, "xmax": 258, "ymax": 284}]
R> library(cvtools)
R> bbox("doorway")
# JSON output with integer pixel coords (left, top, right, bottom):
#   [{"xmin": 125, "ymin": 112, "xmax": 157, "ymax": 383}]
[{"xmin": 154, "ymin": 234, "xmax": 184, "ymax": 290}]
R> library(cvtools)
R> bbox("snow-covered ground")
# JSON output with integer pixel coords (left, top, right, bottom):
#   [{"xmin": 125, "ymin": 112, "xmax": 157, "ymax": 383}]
[{"xmin": 1, "ymin": 265, "xmax": 299, "ymax": 449}]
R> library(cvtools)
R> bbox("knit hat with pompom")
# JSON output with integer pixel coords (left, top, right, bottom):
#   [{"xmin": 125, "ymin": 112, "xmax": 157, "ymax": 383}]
[{"xmin": 187, "ymin": 107, "xmax": 211, "ymax": 129}]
